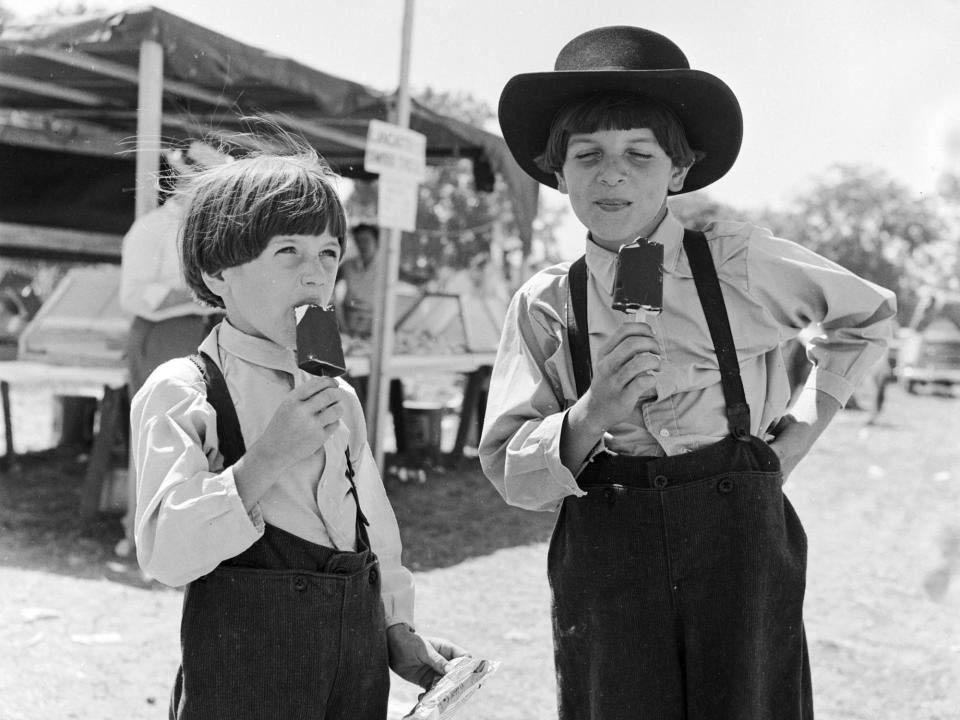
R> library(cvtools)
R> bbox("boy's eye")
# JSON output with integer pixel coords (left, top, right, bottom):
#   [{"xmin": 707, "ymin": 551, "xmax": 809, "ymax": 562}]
[
  {"xmin": 627, "ymin": 151, "xmax": 653, "ymax": 160},
  {"xmin": 320, "ymin": 248, "xmax": 340, "ymax": 260},
  {"xmin": 276, "ymin": 246, "xmax": 297, "ymax": 255}
]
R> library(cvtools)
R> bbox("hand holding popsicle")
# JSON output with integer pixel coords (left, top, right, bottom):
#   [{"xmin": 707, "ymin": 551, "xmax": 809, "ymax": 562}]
[{"xmin": 575, "ymin": 322, "xmax": 661, "ymax": 431}]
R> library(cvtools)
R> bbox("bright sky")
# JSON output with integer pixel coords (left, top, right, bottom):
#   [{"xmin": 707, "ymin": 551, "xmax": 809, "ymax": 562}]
[{"xmin": 6, "ymin": 0, "xmax": 960, "ymax": 249}]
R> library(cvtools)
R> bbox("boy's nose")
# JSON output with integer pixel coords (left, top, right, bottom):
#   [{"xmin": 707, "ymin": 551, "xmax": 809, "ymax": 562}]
[
  {"xmin": 300, "ymin": 258, "xmax": 326, "ymax": 286},
  {"xmin": 597, "ymin": 158, "xmax": 626, "ymax": 185}
]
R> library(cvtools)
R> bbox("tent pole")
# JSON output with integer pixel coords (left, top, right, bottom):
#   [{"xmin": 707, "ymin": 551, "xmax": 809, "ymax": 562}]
[
  {"xmin": 134, "ymin": 39, "xmax": 163, "ymax": 218},
  {"xmin": 367, "ymin": 0, "xmax": 415, "ymax": 470}
]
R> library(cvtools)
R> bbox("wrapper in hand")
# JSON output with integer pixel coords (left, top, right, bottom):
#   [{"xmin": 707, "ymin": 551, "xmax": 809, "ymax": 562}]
[
  {"xmin": 403, "ymin": 656, "xmax": 500, "ymax": 719},
  {"xmin": 296, "ymin": 305, "xmax": 346, "ymax": 377},
  {"xmin": 612, "ymin": 238, "xmax": 664, "ymax": 319}
]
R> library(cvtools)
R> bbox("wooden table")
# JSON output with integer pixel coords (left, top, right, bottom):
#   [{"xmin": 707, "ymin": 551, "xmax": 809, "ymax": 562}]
[
  {"xmin": 0, "ymin": 352, "xmax": 496, "ymax": 518},
  {"xmin": 0, "ymin": 360, "xmax": 128, "ymax": 518}
]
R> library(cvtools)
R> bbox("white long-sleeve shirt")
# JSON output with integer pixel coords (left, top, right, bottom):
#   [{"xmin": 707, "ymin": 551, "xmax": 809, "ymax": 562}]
[
  {"xmin": 479, "ymin": 212, "xmax": 897, "ymax": 512},
  {"xmin": 131, "ymin": 321, "xmax": 415, "ymax": 627}
]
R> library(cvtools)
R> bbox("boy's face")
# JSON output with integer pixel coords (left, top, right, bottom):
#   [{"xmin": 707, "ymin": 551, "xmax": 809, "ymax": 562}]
[
  {"xmin": 203, "ymin": 231, "xmax": 342, "ymax": 349},
  {"xmin": 555, "ymin": 128, "xmax": 690, "ymax": 251}
]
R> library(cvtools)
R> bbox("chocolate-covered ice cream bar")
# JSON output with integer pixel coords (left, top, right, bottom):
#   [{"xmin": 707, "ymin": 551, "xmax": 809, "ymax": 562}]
[
  {"xmin": 296, "ymin": 305, "xmax": 347, "ymax": 377},
  {"xmin": 612, "ymin": 239, "xmax": 664, "ymax": 315}
]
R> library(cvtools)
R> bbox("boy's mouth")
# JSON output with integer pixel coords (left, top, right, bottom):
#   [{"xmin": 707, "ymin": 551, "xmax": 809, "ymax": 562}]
[
  {"xmin": 294, "ymin": 301, "xmax": 330, "ymax": 323},
  {"xmin": 595, "ymin": 199, "xmax": 632, "ymax": 211}
]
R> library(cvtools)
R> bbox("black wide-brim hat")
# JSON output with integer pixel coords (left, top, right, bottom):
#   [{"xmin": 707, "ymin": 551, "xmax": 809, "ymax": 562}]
[{"xmin": 498, "ymin": 26, "xmax": 743, "ymax": 194}]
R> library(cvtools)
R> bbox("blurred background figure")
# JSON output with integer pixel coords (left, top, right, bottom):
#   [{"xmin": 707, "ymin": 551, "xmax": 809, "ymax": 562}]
[
  {"xmin": 116, "ymin": 143, "xmax": 224, "ymax": 555},
  {"xmin": 866, "ymin": 346, "xmax": 896, "ymax": 425},
  {"xmin": 337, "ymin": 222, "xmax": 381, "ymax": 337}
]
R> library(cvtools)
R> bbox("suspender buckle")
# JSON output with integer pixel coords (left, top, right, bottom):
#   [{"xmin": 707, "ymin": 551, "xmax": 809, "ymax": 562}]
[{"xmin": 727, "ymin": 403, "xmax": 751, "ymax": 441}]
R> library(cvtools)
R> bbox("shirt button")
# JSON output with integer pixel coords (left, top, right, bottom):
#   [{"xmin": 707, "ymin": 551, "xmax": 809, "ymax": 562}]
[{"xmin": 659, "ymin": 428, "xmax": 671, "ymax": 438}]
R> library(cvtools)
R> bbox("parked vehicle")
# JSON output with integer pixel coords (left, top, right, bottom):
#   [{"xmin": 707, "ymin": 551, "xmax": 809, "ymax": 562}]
[{"xmin": 897, "ymin": 325, "xmax": 960, "ymax": 394}]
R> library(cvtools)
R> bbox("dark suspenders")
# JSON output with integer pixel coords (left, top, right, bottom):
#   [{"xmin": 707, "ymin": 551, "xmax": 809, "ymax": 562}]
[
  {"xmin": 565, "ymin": 229, "xmax": 751, "ymax": 440},
  {"xmin": 188, "ymin": 351, "xmax": 369, "ymax": 527}
]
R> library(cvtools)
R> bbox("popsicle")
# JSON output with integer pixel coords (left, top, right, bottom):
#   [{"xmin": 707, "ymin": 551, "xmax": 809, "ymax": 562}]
[
  {"xmin": 612, "ymin": 238, "xmax": 664, "ymax": 321},
  {"xmin": 296, "ymin": 304, "xmax": 347, "ymax": 377}
]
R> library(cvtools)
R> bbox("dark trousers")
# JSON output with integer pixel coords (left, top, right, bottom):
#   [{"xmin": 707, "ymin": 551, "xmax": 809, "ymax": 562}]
[
  {"xmin": 549, "ymin": 435, "xmax": 813, "ymax": 720},
  {"xmin": 171, "ymin": 525, "xmax": 389, "ymax": 720}
]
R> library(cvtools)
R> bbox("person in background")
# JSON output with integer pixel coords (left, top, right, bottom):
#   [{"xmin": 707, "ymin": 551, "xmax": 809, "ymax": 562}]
[
  {"xmin": 116, "ymin": 144, "xmax": 222, "ymax": 556},
  {"xmin": 479, "ymin": 25, "xmax": 897, "ymax": 720},
  {"xmin": 337, "ymin": 222, "xmax": 382, "ymax": 337}
]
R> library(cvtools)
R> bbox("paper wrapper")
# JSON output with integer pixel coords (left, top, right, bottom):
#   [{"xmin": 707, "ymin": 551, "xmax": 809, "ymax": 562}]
[{"xmin": 403, "ymin": 656, "xmax": 500, "ymax": 720}]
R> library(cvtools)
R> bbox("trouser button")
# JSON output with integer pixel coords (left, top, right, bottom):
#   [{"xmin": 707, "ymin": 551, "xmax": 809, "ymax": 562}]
[
  {"xmin": 718, "ymin": 478, "xmax": 734, "ymax": 494},
  {"xmin": 652, "ymin": 475, "xmax": 668, "ymax": 489},
  {"xmin": 369, "ymin": 567, "xmax": 379, "ymax": 586}
]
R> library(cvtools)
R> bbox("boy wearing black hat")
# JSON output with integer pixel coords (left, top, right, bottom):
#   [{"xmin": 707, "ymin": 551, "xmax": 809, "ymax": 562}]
[{"xmin": 478, "ymin": 26, "xmax": 896, "ymax": 720}]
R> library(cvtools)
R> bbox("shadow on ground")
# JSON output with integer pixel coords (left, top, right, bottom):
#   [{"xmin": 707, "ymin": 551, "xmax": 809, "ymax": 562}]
[
  {"xmin": 0, "ymin": 447, "xmax": 556, "ymax": 584},
  {"xmin": 387, "ymin": 453, "xmax": 557, "ymax": 571}
]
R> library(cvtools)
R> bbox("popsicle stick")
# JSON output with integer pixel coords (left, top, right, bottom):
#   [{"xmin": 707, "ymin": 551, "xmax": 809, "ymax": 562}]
[{"xmin": 633, "ymin": 308, "xmax": 647, "ymax": 323}]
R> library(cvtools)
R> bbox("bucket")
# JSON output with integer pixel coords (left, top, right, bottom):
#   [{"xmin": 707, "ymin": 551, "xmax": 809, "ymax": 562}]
[{"xmin": 402, "ymin": 401, "xmax": 445, "ymax": 459}]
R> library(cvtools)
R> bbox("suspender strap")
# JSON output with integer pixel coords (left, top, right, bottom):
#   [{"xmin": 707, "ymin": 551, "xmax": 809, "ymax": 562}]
[
  {"xmin": 681, "ymin": 229, "xmax": 752, "ymax": 440},
  {"xmin": 566, "ymin": 256, "xmax": 593, "ymax": 399},
  {"xmin": 189, "ymin": 352, "xmax": 247, "ymax": 467},
  {"xmin": 343, "ymin": 451, "xmax": 369, "ymax": 528},
  {"xmin": 564, "ymin": 230, "xmax": 752, "ymax": 440},
  {"xmin": 189, "ymin": 352, "xmax": 370, "ymax": 530}
]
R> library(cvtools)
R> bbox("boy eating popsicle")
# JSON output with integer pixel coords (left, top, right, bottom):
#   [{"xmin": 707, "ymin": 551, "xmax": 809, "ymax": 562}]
[
  {"xmin": 478, "ymin": 25, "xmax": 896, "ymax": 720},
  {"xmin": 131, "ymin": 142, "xmax": 465, "ymax": 719}
]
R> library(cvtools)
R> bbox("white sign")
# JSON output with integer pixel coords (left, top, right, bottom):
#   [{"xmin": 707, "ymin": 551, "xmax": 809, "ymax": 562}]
[
  {"xmin": 364, "ymin": 119, "xmax": 427, "ymax": 181},
  {"xmin": 377, "ymin": 173, "xmax": 419, "ymax": 232}
]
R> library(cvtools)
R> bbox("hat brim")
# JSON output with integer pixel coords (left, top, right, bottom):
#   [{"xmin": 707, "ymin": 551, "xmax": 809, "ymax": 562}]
[{"xmin": 498, "ymin": 69, "xmax": 742, "ymax": 194}]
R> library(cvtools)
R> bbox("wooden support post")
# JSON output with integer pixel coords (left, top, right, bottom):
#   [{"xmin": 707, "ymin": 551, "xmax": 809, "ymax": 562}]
[
  {"xmin": 135, "ymin": 39, "xmax": 164, "ymax": 219},
  {"xmin": 452, "ymin": 366, "xmax": 491, "ymax": 459},
  {"xmin": 1, "ymin": 380, "xmax": 14, "ymax": 470},
  {"xmin": 79, "ymin": 386, "xmax": 124, "ymax": 519}
]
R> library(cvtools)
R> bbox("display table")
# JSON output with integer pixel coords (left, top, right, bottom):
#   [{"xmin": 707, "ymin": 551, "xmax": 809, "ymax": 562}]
[
  {"xmin": 0, "ymin": 360, "xmax": 128, "ymax": 518},
  {"xmin": 0, "ymin": 352, "xmax": 495, "ymax": 517}
]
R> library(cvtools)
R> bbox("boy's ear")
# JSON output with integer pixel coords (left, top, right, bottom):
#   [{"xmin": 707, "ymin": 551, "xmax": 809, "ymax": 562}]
[
  {"xmin": 669, "ymin": 164, "xmax": 692, "ymax": 193},
  {"xmin": 555, "ymin": 171, "xmax": 568, "ymax": 195},
  {"xmin": 201, "ymin": 270, "xmax": 226, "ymax": 299}
]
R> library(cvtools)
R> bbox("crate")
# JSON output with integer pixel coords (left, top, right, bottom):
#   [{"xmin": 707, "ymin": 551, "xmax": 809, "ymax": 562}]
[{"xmin": 18, "ymin": 265, "xmax": 130, "ymax": 367}]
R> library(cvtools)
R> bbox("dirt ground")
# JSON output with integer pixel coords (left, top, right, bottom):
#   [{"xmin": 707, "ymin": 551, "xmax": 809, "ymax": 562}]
[{"xmin": 1, "ymin": 383, "xmax": 958, "ymax": 719}]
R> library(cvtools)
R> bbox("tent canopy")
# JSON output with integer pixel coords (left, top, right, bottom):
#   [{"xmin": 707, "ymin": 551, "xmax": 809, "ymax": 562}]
[{"xmin": 0, "ymin": 5, "xmax": 538, "ymax": 259}]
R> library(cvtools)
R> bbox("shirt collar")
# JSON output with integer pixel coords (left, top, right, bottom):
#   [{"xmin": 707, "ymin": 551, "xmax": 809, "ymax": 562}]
[
  {"xmin": 215, "ymin": 319, "xmax": 300, "ymax": 377},
  {"xmin": 583, "ymin": 208, "xmax": 685, "ymax": 296}
]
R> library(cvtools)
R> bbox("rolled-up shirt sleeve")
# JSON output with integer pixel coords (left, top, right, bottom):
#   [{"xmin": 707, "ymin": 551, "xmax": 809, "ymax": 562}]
[
  {"xmin": 478, "ymin": 273, "xmax": 588, "ymax": 512},
  {"xmin": 131, "ymin": 360, "xmax": 263, "ymax": 587},
  {"xmin": 745, "ymin": 230, "xmax": 897, "ymax": 406}
]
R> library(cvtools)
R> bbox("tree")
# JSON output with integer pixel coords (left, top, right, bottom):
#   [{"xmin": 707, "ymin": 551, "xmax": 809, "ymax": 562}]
[
  {"xmin": 757, "ymin": 165, "xmax": 952, "ymax": 320},
  {"xmin": 345, "ymin": 88, "xmax": 566, "ymax": 291},
  {"xmin": 669, "ymin": 191, "xmax": 743, "ymax": 230}
]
